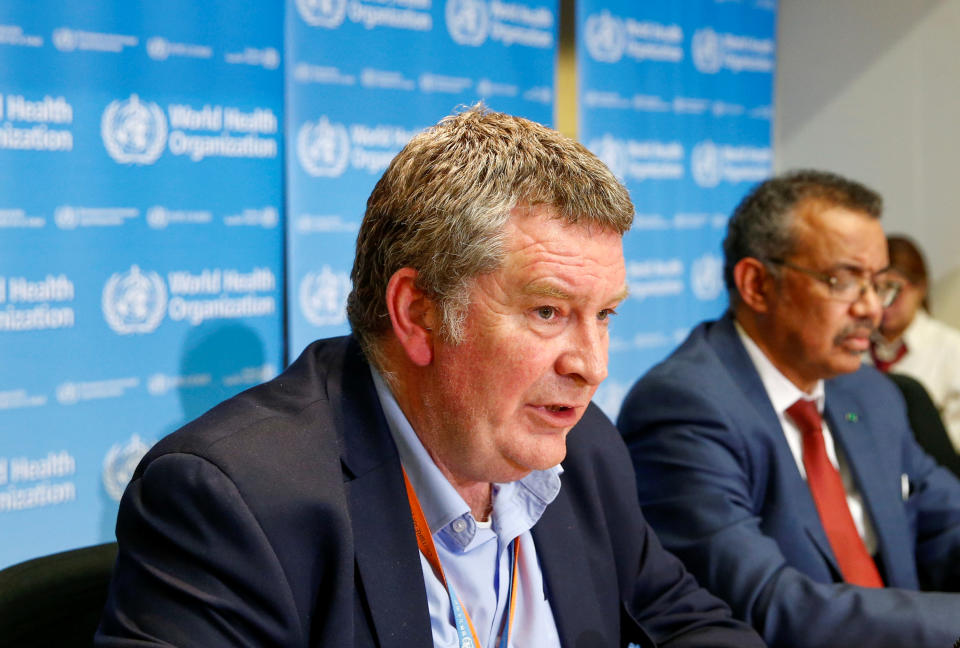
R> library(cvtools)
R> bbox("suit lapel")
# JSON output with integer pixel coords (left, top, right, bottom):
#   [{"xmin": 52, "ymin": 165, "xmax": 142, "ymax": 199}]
[
  {"xmin": 708, "ymin": 316, "xmax": 840, "ymax": 574},
  {"xmin": 332, "ymin": 341, "xmax": 433, "ymax": 648},
  {"xmin": 532, "ymin": 484, "xmax": 607, "ymax": 648},
  {"xmin": 824, "ymin": 383, "xmax": 915, "ymax": 586},
  {"xmin": 346, "ymin": 465, "xmax": 432, "ymax": 647}
]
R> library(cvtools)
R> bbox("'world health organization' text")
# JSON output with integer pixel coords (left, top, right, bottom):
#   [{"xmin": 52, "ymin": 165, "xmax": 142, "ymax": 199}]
[{"xmin": 168, "ymin": 131, "xmax": 277, "ymax": 162}]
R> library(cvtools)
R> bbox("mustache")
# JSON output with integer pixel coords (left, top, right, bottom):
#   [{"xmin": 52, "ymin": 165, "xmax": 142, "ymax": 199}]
[{"xmin": 833, "ymin": 319, "xmax": 876, "ymax": 345}]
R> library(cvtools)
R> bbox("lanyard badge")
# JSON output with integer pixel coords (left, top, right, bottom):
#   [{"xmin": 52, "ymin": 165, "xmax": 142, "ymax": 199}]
[{"xmin": 403, "ymin": 470, "xmax": 520, "ymax": 648}]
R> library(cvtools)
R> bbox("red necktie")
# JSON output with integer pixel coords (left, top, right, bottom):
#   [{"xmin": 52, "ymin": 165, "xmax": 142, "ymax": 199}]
[
  {"xmin": 869, "ymin": 339, "xmax": 908, "ymax": 373},
  {"xmin": 786, "ymin": 399, "xmax": 884, "ymax": 587}
]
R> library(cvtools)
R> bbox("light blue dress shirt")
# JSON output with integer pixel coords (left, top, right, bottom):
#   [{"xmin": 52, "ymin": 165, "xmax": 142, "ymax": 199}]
[{"xmin": 371, "ymin": 369, "xmax": 563, "ymax": 648}]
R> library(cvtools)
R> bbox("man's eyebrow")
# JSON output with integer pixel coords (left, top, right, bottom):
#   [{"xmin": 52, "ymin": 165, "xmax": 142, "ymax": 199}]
[
  {"xmin": 834, "ymin": 262, "xmax": 892, "ymax": 276},
  {"xmin": 523, "ymin": 283, "xmax": 572, "ymax": 300},
  {"xmin": 523, "ymin": 283, "xmax": 630, "ymax": 303}
]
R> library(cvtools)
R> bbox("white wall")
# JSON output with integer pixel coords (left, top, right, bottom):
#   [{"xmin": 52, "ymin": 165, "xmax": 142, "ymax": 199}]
[{"xmin": 775, "ymin": 0, "xmax": 959, "ymax": 311}]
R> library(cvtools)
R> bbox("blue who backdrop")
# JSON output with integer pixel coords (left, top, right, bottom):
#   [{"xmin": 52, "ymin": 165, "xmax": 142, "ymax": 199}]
[
  {"xmin": 0, "ymin": 0, "xmax": 777, "ymax": 569},
  {"xmin": 578, "ymin": 0, "xmax": 777, "ymax": 420},
  {"xmin": 286, "ymin": 0, "xmax": 558, "ymax": 358},
  {"xmin": 0, "ymin": 3, "xmax": 284, "ymax": 568}
]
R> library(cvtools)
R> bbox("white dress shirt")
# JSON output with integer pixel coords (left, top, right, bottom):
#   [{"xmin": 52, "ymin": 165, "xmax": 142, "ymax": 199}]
[{"xmin": 735, "ymin": 322, "xmax": 878, "ymax": 553}]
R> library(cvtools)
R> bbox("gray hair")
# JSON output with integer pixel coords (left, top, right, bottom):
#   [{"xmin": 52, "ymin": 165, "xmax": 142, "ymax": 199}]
[
  {"xmin": 347, "ymin": 104, "xmax": 634, "ymax": 370},
  {"xmin": 722, "ymin": 169, "xmax": 882, "ymax": 302}
]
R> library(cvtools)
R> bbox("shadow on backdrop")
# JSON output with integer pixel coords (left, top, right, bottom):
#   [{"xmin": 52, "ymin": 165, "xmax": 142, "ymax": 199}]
[{"xmin": 98, "ymin": 322, "xmax": 268, "ymax": 539}]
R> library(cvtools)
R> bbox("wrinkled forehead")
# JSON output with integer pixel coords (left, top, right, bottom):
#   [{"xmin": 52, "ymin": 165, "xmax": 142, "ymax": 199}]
[{"xmin": 788, "ymin": 202, "xmax": 885, "ymax": 267}]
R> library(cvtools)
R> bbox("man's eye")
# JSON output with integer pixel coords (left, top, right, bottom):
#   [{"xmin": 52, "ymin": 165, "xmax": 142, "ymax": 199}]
[
  {"xmin": 830, "ymin": 272, "xmax": 858, "ymax": 291},
  {"xmin": 597, "ymin": 308, "xmax": 617, "ymax": 322},
  {"xmin": 536, "ymin": 306, "xmax": 557, "ymax": 320}
]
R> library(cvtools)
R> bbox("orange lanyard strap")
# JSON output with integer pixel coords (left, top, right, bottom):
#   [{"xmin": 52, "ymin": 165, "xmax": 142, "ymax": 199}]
[{"xmin": 403, "ymin": 469, "xmax": 521, "ymax": 648}]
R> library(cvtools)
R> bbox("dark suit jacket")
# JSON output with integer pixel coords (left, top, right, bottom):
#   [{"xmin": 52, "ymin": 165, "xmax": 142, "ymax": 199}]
[
  {"xmin": 888, "ymin": 372, "xmax": 960, "ymax": 478},
  {"xmin": 96, "ymin": 336, "xmax": 761, "ymax": 647},
  {"xmin": 618, "ymin": 314, "xmax": 960, "ymax": 648}
]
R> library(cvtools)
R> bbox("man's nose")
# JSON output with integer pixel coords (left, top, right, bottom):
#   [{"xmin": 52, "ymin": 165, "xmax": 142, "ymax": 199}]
[
  {"xmin": 851, "ymin": 281, "xmax": 884, "ymax": 323},
  {"xmin": 556, "ymin": 320, "xmax": 608, "ymax": 386}
]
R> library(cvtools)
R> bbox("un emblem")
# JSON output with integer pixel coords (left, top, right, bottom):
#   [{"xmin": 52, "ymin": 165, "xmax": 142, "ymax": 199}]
[
  {"xmin": 692, "ymin": 28, "xmax": 723, "ymax": 74},
  {"xmin": 102, "ymin": 435, "xmax": 153, "ymax": 502},
  {"xmin": 56, "ymin": 382, "xmax": 80, "ymax": 405},
  {"xmin": 52, "ymin": 28, "xmax": 78, "ymax": 52},
  {"xmin": 297, "ymin": 117, "xmax": 350, "ymax": 178},
  {"xmin": 102, "ymin": 265, "xmax": 168, "ymax": 335},
  {"xmin": 299, "ymin": 266, "xmax": 351, "ymax": 326},
  {"xmin": 146, "ymin": 206, "xmax": 168, "ymax": 229},
  {"xmin": 147, "ymin": 373, "xmax": 171, "ymax": 396},
  {"xmin": 584, "ymin": 11, "xmax": 625, "ymax": 63},
  {"xmin": 691, "ymin": 253, "xmax": 724, "ymax": 301},
  {"xmin": 101, "ymin": 95, "xmax": 168, "ymax": 165},
  {"xmin": 446, "ymin": 0, "xmax": 489, "ymax": 47},
  {"xmin": 691, "ymin": 140, "xmax": 721, "ymax": 188},
  {"xmin": 146, "ymin": 37, "xmax": 170, "ymax": 60},
  {"xmin": 295, "ymin": 0, "xmax": 348, "ymax": 28},
  {"xmin": 589, "ymin": 134, "xmax": 628, "ymax": 181},
  {"xmin": 54, "ymin": 205, "xmax": 79, "ymax": 230}
]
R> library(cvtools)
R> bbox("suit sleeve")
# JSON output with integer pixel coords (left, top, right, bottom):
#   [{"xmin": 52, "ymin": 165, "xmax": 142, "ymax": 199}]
[
  {"xmin": 621, "ymin": 510, "xmax": 767, "ymax": 648},
  {"xmin": 619, "ymin": 377, "xmax": 960, "ymax": 648},
  {"xmin": 95, "ymin": 453, "xmax": 307, "ymax": 647},
  {"xmin": 899, "ymin": 409, "xmax": 960, "ymax": 592},
  {"xmin": 570, "ymin": 406, "xmax": 766, "ymax": 648}
]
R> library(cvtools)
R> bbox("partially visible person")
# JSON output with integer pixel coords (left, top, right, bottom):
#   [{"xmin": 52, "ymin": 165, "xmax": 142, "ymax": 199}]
[
  {"xmin": 870, "ymin": 234, "xmax": 960, "ymax": 451},
  {"xmin": 96, "ymin": 105, "xmax": 763, "ymax": 647},
  {"xmin": 619, "ymin": 170, "xmax": 960, "ymax": 648},
  {"xmin": 887, "ymin": 372, "xmax": 960, "ymax": 478}
]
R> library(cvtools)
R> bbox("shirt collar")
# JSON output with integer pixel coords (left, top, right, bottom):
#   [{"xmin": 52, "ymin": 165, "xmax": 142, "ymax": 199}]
[
  {"xmin": 734, "ymin": 320, "xmax": 825, "ymax": 415},
  {"xmin": 871, "ymin": 309, "xmax": 928, "ymax": 361},
  {"xmin": 370, "ymin": 366, "xmax": 562, "ymax": 549}
]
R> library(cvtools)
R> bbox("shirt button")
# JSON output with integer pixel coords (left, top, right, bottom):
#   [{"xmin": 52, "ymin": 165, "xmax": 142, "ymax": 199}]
[{"xmin": 451, "ymin": 519, "xmax": 467, "ymax": 533}]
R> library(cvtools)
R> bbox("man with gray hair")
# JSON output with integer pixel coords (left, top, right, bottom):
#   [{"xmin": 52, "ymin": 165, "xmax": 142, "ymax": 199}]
[
  {"xmin": 619, "ymin": 169, "xmax": 960, "ymax": 648},
  {"xmin": 97, "ymin": 106, "xmax": 762, "ymax": 647}
]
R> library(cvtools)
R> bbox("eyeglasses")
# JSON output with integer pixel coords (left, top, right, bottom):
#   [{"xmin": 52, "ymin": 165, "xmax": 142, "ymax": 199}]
[{"xmin": 766, "ymin": 258, "xmax": 902, "ymax": 308}]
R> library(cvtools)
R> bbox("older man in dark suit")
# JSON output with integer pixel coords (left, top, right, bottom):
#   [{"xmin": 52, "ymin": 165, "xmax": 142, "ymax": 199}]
[{"xmin": 96, "ymin": 106, "xmax": 762, "ymax": 648}]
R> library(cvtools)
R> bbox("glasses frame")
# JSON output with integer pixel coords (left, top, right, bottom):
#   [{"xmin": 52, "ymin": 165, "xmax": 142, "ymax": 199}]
[{"xmin": 765, "ymin": 258, "xmax": 902, "ymax": 308}]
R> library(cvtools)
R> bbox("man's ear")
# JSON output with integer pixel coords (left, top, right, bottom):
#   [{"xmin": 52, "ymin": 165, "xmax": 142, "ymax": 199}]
[
  {"xmin": 385, "ymin": 268, "xmax": 436, "ymax": 367},
  {"xmin": 733, "ymin": 257, "xmax": 773, "ymax": 313}
]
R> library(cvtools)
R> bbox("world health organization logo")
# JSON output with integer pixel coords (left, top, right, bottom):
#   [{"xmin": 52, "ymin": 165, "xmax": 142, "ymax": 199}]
[
  {"xmin": 56, "ymin": 382, "xmax": 80, "ymax": 406},
  {"xmin": 691, "ymin": 140, "xmax": 721, "ymax": 188},
  {"xmin": 146, "ymin": 206, "xmax": 169, "ymax": 229},
  {"xmin": 589, "ymin": 134, "xmax": 628, "ymax": 181},
  {"xmin": 101, "ymin": 94, "xmax": 168, "ymax": 165},
  {"xmin": 295, "ymin": 0, "xmax": 348, "ymax": 28},
  {"xmin": 446, "ymin": 0, "xmax": 490, "ymax": 47},
  {"xmin": 692, "ymin": 27, "xmax": 723, "ymax": 74},
  {"xmin": 102, "ymin": 435, "xmax": 153, "ymax": 502},
  {"xmin": 297, "ymin": 117, "xmax": 350, "ymax": 177},
  {"xmin": 54, "ymin": 205, "xmax": 79, "ymax": 230},
  {"xmin": 52, "ymin": 28, "xmax": 78, "ymax": 52},
  {"xmin": 584, "ymin": 11, "xmax": 625, "ymax": 63},
  {"xmin": 146, "ymin": 37, "xmax": 170, "ymax": 60},
  {"xmin": 299, "ymin": 266, "xmax": 351, "ymax": 326},
  {"xmin": 102, "ymin": 265, "xmax": 168, "ymax": 335},
  {"xmin": 690, "ymin": 252, "xmax": 724, "ymax": 301}
]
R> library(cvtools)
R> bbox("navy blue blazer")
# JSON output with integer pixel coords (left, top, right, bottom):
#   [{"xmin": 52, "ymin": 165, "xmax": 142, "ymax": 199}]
[
  {"xmin": 96, "ymin": 336, "xmax": 762, "ymax": 647},
  {"xmin": 619, "ymin": 314, "xmax": 960, "ymax": 648}
]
